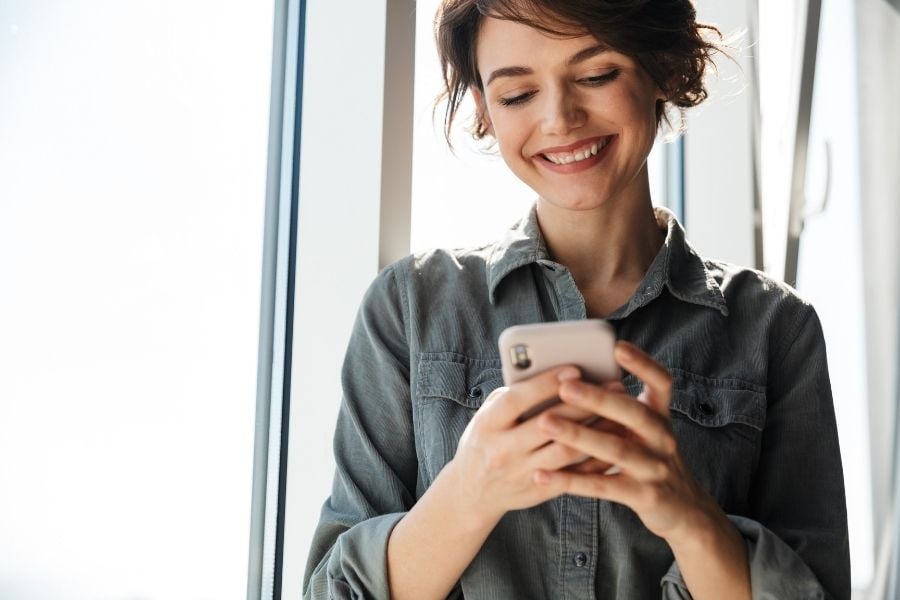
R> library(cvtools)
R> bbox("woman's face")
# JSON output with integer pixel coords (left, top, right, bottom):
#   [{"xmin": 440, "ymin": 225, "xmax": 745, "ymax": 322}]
[{"xmin": 473, "ymin": 16, "xmax": 664, "ymax": 213}]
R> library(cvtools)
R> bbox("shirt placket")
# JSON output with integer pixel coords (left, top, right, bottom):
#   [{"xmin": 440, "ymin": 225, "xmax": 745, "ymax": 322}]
[{"xmin": 550, "ymin": 271, "xmax": 598, "ymax": 600}]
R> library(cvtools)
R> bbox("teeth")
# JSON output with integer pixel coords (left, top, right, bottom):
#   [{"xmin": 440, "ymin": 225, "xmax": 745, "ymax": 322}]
[{"xmin": 544, "ymin": 138, "xmax": 608, "ymax": 165}]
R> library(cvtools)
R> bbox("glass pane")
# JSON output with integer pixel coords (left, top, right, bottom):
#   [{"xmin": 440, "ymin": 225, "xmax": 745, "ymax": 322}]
[{"xmin": 0, "ymin": 2, "xmax": 273, "ymax": 598}]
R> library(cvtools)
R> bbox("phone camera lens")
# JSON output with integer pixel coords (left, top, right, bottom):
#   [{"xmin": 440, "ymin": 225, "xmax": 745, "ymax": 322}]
[{"xmin": 511, "ymin": 344, "xmax": 531, "ymax": 370}]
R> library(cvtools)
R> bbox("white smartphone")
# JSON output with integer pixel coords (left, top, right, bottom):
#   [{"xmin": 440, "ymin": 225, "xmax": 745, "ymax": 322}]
[{"xmin": 498, "ymin": 319, "xmax": 620, "ymax": 421}]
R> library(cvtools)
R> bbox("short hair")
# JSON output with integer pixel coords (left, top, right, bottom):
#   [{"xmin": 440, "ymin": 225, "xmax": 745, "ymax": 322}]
[{"xmin": 434, "ymin": 0, "xmax": 726, "ymax": 145}]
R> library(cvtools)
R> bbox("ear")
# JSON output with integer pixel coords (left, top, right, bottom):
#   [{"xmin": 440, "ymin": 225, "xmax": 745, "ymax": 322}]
[
  {"xmin": 656, "ymin": 75, "xmax": 676, "ymax": 102},
  {"xmin": 469, "ymin": 86, "xmax": 494, "ymax": 137}
]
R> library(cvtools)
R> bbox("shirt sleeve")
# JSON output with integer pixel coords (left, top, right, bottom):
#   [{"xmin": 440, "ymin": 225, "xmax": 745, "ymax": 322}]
[
  {"xmin": 660, "ymin": 304, "xmax": 851, "ymax": 600},
  {"xmin": 302, "ymin": 265, "xmax": 418, "ymax": 600}
]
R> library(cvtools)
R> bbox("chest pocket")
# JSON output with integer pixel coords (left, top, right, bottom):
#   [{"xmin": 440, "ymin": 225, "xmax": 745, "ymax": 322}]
[
  {"xmin": 414, "ymin": 353, "xmax": 504, "ymax": 488},
  {"xmin": 656, "ymin": 369, "xmax": 766, "ymax": 514}
]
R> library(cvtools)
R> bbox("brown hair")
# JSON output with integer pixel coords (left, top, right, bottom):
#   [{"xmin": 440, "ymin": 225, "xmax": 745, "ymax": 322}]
[{"xmin": 434, "ymin": 0, "xmax": 725, "ymax": 144}]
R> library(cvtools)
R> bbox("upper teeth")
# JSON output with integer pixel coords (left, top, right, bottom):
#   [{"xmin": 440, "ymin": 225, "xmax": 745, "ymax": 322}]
[{"xmin": 543, "ymin": 138, "xmax": 609, "ymax": 165}]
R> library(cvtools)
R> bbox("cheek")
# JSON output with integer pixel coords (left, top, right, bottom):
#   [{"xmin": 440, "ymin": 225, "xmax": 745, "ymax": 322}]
[
  {"xmin": 492, "ymin": 119, "xmax": 532, "ymax": 163},
  {"xmin": 619, "ymin": 92, "xmax": 660, "ymax": 143}
]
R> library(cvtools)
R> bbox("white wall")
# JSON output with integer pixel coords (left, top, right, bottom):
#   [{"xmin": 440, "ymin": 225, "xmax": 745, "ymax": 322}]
[
  {"xmin": 856, "ymin": 0, "xmax": 900, "ymax": 593},
  {"xmin": 685, "ymin": 0, "xmax": 756, "ymax": 268}
]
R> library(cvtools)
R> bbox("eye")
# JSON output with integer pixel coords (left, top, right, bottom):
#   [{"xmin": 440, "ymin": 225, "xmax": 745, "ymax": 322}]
[
  {"xmin": 579, "ymin": 69, "xmax": 622, "ymax": 86},
  {"xmin": 498, "ymin": 91, "xmax": 536, "ymax": 107}
]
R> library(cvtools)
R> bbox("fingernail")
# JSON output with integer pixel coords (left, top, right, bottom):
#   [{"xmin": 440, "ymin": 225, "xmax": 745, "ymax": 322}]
[{"xmin": 557, "ymin": 367, "xmax": 580, "ymax": 382}]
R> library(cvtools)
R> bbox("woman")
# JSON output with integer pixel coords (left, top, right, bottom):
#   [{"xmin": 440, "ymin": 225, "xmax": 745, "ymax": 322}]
[{"xmin": 304, "ymin": 1, "xmax": 849, "ymax": 598}]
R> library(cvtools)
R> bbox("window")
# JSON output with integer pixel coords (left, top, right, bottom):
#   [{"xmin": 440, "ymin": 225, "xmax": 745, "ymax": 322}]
[{"xmin": 0, "ymin": 3, "xmax": 273, "ymax": 598}]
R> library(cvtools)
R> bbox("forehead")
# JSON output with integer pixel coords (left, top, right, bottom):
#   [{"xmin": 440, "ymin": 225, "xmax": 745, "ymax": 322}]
[{"xmin": 475, "ymin": 16, "xmax": 619, "ymax": 74}]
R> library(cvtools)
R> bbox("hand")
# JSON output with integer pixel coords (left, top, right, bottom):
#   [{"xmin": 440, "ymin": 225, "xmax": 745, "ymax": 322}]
[
  {"xmin": 447, "ymin": 365, "xmax": 610, "ymax": 523},
  {"xmin": 532, "ymin": 341, "xmax": 725, "ymax": 544}
]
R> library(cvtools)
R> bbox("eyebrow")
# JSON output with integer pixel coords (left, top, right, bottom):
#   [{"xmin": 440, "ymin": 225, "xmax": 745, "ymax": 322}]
[{"xmin": 484, "ymin": 43, "xmax": 611, "ymax": 87}]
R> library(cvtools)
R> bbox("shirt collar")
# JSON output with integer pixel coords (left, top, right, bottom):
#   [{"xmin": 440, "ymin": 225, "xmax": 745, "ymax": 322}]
[{"xmin": 486, "ymin": 203, "xmax": 729, "ymax": 317}]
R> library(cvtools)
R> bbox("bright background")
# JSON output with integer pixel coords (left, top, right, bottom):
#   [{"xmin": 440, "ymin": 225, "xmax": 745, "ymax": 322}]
[{"xmin": 0, "ymin": 2, "xmax": 273, "ymax": 598}]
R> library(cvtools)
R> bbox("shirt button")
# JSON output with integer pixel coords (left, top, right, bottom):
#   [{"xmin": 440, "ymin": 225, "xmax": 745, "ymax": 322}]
[
  {"xmin": 699, "ymin": 401, "xmax": 715, "ymax": 416},
  {"xmin": 468, "ymin": 386, "xmax": 483, "ymax": 399},
  {"xmin": 573, "ymin": 552, "xmax": 588, "ymax": 568}
]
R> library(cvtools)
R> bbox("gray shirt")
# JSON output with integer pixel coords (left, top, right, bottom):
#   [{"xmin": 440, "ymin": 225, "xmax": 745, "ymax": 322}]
[{"xmin": 303, "ymin": 205, "xmax": 850, "ymax": 599}]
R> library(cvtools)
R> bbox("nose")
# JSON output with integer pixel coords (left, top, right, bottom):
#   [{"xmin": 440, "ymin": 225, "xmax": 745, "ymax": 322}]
[{"xmin": 540, "ymin": 86, "xmax": 585, "ymax": 136}]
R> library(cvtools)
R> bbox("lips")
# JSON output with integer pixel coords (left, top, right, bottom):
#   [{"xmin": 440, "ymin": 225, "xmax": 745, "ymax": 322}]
[{"xmin": 533, "ymin": 135, "xmax": 617, "ymax": 173}]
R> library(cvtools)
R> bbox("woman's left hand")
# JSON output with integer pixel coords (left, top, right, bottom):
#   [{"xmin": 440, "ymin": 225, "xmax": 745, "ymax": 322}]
[{"xmin": 533, "ymin": 340, "xmax": 724, "ymax": 545}]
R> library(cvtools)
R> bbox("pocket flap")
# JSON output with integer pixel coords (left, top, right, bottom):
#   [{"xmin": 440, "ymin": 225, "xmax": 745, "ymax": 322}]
[
  {"xmin": 417, "ymin": 352, "xmax": 504, "ymax": 409},
  {"xmin": 669, "ymin": 369, "xmax": 765, "ymax": 430}
]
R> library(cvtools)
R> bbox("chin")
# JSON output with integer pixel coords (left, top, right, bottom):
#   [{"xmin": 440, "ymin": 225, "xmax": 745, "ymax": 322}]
[{"xmin": 541, "ymin": 192, "xmax": 613, "ymax": 213}]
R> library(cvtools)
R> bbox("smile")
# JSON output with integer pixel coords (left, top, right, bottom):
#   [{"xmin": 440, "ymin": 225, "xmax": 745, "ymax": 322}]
[
  {"xmin": 534, "ymin": 135, "xmax": 617, "ymax": 173},
  {"xmin": 540, "ymin": 137, "xmax": 612, "ymax": 165}
]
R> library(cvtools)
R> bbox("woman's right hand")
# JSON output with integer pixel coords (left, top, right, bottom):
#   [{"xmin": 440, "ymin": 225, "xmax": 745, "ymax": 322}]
[{"xmin": 445, "ymin": 365, "xmax": 610, "ymax": 522}]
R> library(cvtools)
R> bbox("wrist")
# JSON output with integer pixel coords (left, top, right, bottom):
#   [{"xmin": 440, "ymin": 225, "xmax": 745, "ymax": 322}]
[
  {"xmin": 439, "ymin": 459, "xmax": 505, "ymax": 532},
  {"xmin": 665, "ymin": 504, "xmax": 741, "ymax": 557},
  {"xmin": 662, "ymin": 504, "xmax": 751, "ymax": 600}
]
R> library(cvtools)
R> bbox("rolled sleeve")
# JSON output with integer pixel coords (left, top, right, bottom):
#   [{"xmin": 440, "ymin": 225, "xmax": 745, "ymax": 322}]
[
  {"xmin": 661, "ymin": 515, "xmax": 828, "ymax": 599},
  {"xmin": 305, "ymin": 512, "xmax": 406, "ymax": 600},
  {"xmin": 303, "ymin": 264, "xmax": 418, "ymax": 599}
]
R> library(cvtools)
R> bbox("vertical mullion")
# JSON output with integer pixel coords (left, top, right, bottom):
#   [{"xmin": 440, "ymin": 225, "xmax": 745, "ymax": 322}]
[
  {"xmin": 747, "ymin": 0, "xmax": 764, "ymax": 271},
  {"xmin": 273, "ymin": 0, "xmax": 308, "ymax": 596},
  {"xmin": 783, "ymin": 0, "xmax": 821, "ymax": 286},
  {"xmin": 248, "ymin": 0, "xmax": 307, "ymax": 598}
]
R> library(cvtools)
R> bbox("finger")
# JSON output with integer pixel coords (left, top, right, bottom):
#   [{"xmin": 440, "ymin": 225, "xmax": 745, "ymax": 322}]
[
  {"xmin": 505, "ymin": 412, "xmax": 560, "ymax": 452},
  {"xmin": 527, "ymin": 439, "xmax": 591, "ymax": 472},
  {"xmin": 537, "ymin": 415, "xmax": 664, "ymax": 480},
  {"xmin": 539, "ymin": 400, "xmax": 596, "ymax": 424},
  {"xmin": 533, "ymin": 468, "xmax": 646, "ymax": 506},
  {"xmin": 482, "ymin": 365, "xmax": 581, "ymax": 427},
  {"xmin": 614, "ymin": 341, "xmax": 672, "ymax": 417},
  {"xmin": 484, "ymin": 415, "xmax": 613, "ymax": 478},
  {"xmin": 602, "ymin": 379, "xmax": 627, "ymax": 392},
  {"xmin": 507, "ymin": 394, "xmax": 622, "ymax": 454},
  {"xmin": 565, "ymin": 456, "xmax": 617, "ymax": 474},
  {"xmin": 558, "ymin": 381, "xmax": 675, "ymax": 456}
]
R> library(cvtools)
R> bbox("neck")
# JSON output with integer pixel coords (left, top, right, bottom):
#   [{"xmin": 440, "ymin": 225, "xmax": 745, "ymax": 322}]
[{"xmin": 535, "ymin": 173, "xmax": 665, "ymax": 291}]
